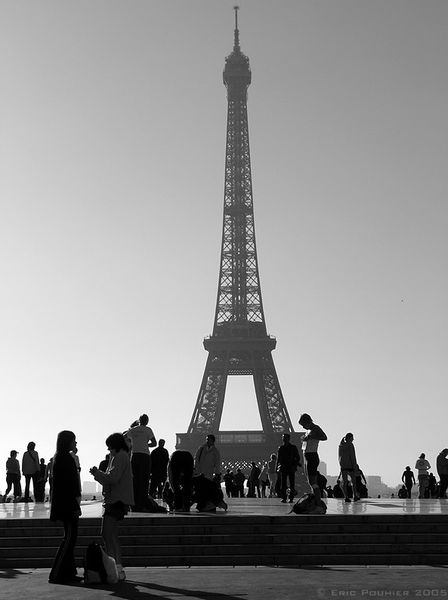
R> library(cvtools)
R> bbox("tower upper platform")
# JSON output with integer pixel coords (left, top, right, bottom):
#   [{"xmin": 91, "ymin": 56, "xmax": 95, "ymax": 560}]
[{"xmin": 223, "ymin": 6, "xmax": 251, "ymax": 97}]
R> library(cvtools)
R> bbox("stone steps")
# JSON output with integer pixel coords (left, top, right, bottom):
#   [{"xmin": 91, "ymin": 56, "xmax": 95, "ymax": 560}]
[{"xmin": 1, "ymin": 514, "xmax": 447, "ymax": 567}]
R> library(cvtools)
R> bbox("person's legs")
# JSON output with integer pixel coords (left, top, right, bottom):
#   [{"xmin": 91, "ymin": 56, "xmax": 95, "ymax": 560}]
[
  {"xmin": 149, "ymin": 474, "xmax": 157, "ymax": 498},
  {"xmin": 305, "ymin": 452, "xmax": 321, "ymax": 502},
  {"xmin": 406, "ymin": 484, "xmax": 412, "ymax": 498},
  {"xmin": 439, "ymin": 475, "xmax": 448, "ymax": 498},
  {"xmin": 132, "ymin": 453, "xmax": 150, "ymax": 509},
  {"xmin": 4, "ymin": 473, "xmax": 13, "ymax": 498},
  {"xmin": 49, "ymin": 517, "xmax": 79, "ymax": 582},
  {"xmin": 24, "ymin": 474, "xmax": 32, "ymax": 500},
  {"xmin": 101, "ymin": 515, "xmax": 121, "ymax": 565},
  {"xmin": 31, "ymin": 473, "xmax": 39, "ymax": 500},
  {"xmin": 349, "ymin": 473, "xmax": 359, "ymax": 500},
  {"xmin": 14, "ymin": 474, "xmax": 22, "ymax": 499},
  {"xmin": 341, "ymin": 471, "xmax": 350, "ymax": 501},
  {"xmin": 418, "ymin": 475, "xmax": 428, "ymax": 499}
]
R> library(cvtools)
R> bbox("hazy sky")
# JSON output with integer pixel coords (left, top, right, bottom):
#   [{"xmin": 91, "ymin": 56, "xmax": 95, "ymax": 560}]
[{"xmin": 1, "ymin": 1, "xmax": 447, "ymax": 488}]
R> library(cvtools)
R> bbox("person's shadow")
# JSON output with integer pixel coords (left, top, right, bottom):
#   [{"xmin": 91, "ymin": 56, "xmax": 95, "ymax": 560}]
[
  {"xmin": 86, "ymin": 579, "xmax": 246, "ymax": 600},
  {"xmin": 0, "ymin": 569, "xmax": 25, "ymax": 579}
]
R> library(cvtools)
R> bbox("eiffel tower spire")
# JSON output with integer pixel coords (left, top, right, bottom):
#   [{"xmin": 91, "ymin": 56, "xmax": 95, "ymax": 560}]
[{"xmin": 177, "ymin": 9, "xmax": 297, "ymax": 468}]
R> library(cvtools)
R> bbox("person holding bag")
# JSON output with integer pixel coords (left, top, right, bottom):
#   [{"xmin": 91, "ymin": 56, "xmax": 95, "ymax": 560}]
[{"xmin": 90, "ymin": 432, "xmax": 134, "ymax": 582}]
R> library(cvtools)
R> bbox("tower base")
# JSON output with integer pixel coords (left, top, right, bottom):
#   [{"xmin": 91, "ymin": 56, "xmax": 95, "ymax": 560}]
[{"xmin": 176, "ymin": 430, "xmax": 309, "ymax": 493}]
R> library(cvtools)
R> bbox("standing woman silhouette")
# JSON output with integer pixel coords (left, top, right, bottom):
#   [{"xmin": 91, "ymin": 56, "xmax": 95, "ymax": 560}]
[{"xmin": 49, "ymin": 430, "xmax": 82, "ymax": 584}]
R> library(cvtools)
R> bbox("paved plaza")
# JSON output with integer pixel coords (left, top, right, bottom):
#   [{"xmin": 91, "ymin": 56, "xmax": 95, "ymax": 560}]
[
  {"xmin": 1, "ymin": 495, "xmax": 448, "ymax": 519},
  {"xmin": 1, "ymin": 497, "xmax": 447, "ymax": 599},
  {"xmin": 2, "ymin": 565, "xmax": 448, "ymax": 600}
]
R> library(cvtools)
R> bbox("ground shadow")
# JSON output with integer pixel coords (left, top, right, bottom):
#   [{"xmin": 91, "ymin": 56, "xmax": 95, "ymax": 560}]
[
  {"xmin": 270, "ymin": 565, "xmax": 351, "ymax": 572},
  {"xmin": 0, "ymin": 568, "xmax": 32, "ymax": 579},
  {"xmin": 84, "ymin": 579, "xmax": 248, "ymax": 600}
]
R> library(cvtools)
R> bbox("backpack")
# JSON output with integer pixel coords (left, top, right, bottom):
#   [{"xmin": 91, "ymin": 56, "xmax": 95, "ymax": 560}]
[
  {"xmin": 290, "ymin": 492, "xmax": 327, "ymax": 515},
  {"xmin": 84, "ymin": 542, "xmax": 118, "ymax": 584}
]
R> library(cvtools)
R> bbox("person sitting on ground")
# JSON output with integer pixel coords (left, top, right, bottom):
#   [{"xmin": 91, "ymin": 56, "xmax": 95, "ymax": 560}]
[
  {"xmin": 398, "ymin": 485, "xmax": 408, "ymax": 499},
  {"xmin": 316, "ymin": 471, "xmax": 327, "ymax": 498},
  {"xmin": 332, "ymin": 480, "xmax": 345, "ymax": 498},
  {"xmin": 168, "ymin": 450, "xmax": 194, "ymax": 512}
]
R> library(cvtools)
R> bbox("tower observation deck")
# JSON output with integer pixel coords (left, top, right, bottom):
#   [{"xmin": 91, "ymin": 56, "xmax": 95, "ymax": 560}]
[{"xmin": 176, "ymin": 8, "xmax": 301, "ymax": 469}]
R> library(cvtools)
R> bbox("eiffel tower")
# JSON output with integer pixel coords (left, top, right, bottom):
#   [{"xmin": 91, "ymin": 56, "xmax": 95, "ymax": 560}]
[{"xmin": 176, "ymin": 8, "xmax": 300, "ymax": 469}]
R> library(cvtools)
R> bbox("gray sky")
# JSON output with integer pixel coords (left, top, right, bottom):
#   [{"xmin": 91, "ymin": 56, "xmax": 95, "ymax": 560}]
[{"xmin": 1, "ymin": 0, "xmax": 447, "ymax": 487}]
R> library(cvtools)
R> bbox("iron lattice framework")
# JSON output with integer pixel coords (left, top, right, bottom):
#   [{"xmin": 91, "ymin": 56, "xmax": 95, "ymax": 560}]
[{"xmin": 177, "ymin": 8, "xmax": 297, "ymax": 465}]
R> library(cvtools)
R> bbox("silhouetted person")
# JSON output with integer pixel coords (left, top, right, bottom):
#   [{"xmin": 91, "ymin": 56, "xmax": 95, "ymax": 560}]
[
  {"xmin": 267, "ymin": 453, "xmax": 278, "ymax": 497},
  {"xmin": 168, "ymin": 450, "xmax": 194, "ymax": 512},
  {"xmin": 398, "ymin": 485, "xmax": 408, "ymax": 499},
  {"xmin": 3, "ymin": 450, "xmax": 22, "ymax": 502},
  {"xmin": 298, "ymin": 413, "xmax": 327, "ymax": 502},
  {"xmin": 427, "ymin": 472, "xmax": 436, "ymax": 498},
  {"xmin": 34, "ymin": 458, "xmax": 47, "ymax": 502},
  {"xmin": 259, "ymin": 462, "xmax": 269, "ymax": 497},
  {"xmin": 415, "ymin": 453, "xmax": 431, "ymax": 499},
  {"xmin": 125, "ymin": 414, "xmax": 156, "ymax": 511},
  {"xmin": 248, "ymin": 462, "xmax": 261, "ymax": 498},
  {"xmin": 90, "ymin": 432, "xmax": 134, "ymax": 582},
  {"xmin": 194, "ymin": 434, "xmax": 221, "ymax": 481},
  {"xmin": 234, "ymin": 468, "xmax": 246, "ymax": 497},
  {"xmin": 316, "ymin": 471, "xmax": 327, "ymax": 498},
  {"xmin": 401, "ymin": 466, "xmax": 415, "ymax": 498},
  {"xmin": 98, "ymin": 454, "xmax": 110, "ymax": 472},
  {"xmin": 223, "ymin": 469, "xmax": 234, "ymax": 497},
  {"xmin": 22, "ymin": 441, "xmax": 39, "ymax": 501},
  {"xmin": 436, "ymin": 448, "xmax": 448, "ymax": 498},
  {"xmin": 49, "ymin": 431, "xmax": 82, "ymax": 584},
  {"xmin": 45, "ymin": 457, "xmax": 54, "ymax": 501},
  {"xmin": 150, "ymin": 439, "xmax": 169, "ymax": 499},
  {"xmin": 338, "ymin": 433, "xmax": 360, "ymax": 503},
  {"xmin": 332, "ymin": 480, "xmax": 344, "ymax": 498},
  {"xmin": 355, "ymin": 467, "xmax": 368, "ymax": 498},
  {"xmin": 276, "ymin": 433, "xmax": 301, "ymax": 503}
]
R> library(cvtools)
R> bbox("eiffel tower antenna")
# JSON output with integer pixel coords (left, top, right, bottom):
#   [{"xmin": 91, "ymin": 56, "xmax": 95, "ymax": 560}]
[
  {"xmin": 176, "ymin": 8, "xmax": 298, "ymax": 469},
  {"xmin": 233, "ymin": 5, "xmax": 240, "ymax": 50}
]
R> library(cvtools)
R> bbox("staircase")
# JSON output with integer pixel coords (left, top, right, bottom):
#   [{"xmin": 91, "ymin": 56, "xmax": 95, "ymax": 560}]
[{"xmin": 1, "ymin": 513, "xmax": 447, "ymax": 568}]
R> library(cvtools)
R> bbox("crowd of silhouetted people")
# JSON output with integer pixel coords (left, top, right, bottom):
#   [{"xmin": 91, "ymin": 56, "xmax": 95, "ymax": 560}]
[{"xmin": 2, "ymin": 413, "xmax": 448, "ymax": 585}]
